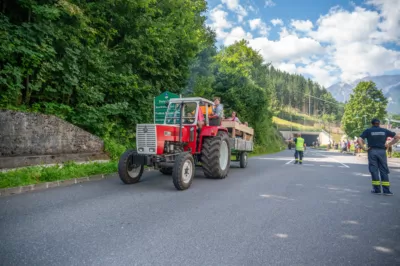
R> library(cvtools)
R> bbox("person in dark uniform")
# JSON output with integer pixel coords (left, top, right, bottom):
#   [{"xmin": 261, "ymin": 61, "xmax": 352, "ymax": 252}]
[{"xmin": 357, "ymin": 119, "xmax": 399, "ymax": 195}]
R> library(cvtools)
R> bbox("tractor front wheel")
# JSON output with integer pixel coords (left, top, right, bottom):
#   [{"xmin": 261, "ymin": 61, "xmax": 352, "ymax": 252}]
[
  {"xmin": 172, "ymin": 153, "xmax": 195, "ymax": 190},
  {"xmin": 202, "ymin": 132, "xmax": 231, "ymax": 179},
  {"xmin": 118, "ymin": 150, "xmax": 144, "ymax": 184}
]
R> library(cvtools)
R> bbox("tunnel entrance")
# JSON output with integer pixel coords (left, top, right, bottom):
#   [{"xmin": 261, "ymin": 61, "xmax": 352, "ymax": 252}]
[{"xmin": 300, "ymin": 134, "xmax": 320, "ymax": 146}]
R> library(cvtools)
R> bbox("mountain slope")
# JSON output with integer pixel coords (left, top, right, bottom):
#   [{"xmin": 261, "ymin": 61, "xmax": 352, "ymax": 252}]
[{"xmin": 327, "ymin": 75, "xmax": 400, "ymax": 113}]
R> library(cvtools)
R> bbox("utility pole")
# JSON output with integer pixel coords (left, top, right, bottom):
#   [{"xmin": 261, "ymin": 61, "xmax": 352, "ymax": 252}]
[{"xmin": 308, "ymin": 94, "xmax": 311, "ymax": 116}]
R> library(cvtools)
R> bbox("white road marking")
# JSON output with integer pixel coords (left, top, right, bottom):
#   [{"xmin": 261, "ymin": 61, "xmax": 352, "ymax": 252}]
[
  {"xmin": 320, "ymin": 165, "xmax": 334, "ymax": 167},
  {"xmin": 260, "ymin": 194, "xmax": 295, "ymax": 201},
  {"xmin": 314, "ymin": 151, "xmax": 351, "ymax": 168},
  {"xmin": 373, "ymin": 246, "xmax": 393, "ymax": 254},
  {"xmin": 256, "ymin": 158, "xmax": 292, "ymax": 161},
  {"xmin": 342, "ymin": 220, "xmax": 359, "ymax": 225},
  {"xmin": 331, "ymin": 157, "xmax": 350, "ymax": 168},
  {"xmin": 342, "ymin": 234, "xmax": 358, "ymax": 240},
  {"xmin": 285, "ymin": 159, "xmax": 294, "ymax": 165}
]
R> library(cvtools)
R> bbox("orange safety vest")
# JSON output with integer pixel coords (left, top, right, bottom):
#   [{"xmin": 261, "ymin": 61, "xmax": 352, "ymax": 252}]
[
  {"xmin": 193, "ymin": 106, "xmax": 213, "ymax": 115},
  {"xmin": 200, "ymin": 106, "xmax": 213, "ymax": 115}
]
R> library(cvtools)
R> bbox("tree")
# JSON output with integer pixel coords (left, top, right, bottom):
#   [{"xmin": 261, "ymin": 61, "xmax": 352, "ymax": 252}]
[
  {"xmin": 0, "ymin": 0, "xmax": 211, "ymax": 144},
  {"xmin": 341, "ymin": 81, "xmax": 388, "ymax": 138},
  {"xmin": 212, "ymin": 40, "xmax": 273, "ymax": 146}
]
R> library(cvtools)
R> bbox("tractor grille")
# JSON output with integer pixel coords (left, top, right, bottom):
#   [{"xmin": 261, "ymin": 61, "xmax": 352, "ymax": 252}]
[{"xmin": 136, "ymin": 124, "xmax": 157, "ymax": 154}]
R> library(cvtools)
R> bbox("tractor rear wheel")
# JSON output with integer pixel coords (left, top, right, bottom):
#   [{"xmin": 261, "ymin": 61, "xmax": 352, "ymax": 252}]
[
  {"xmin": 160, "ymin": 168, "xmax": 173, "ymax": 175},
  {"xmin": 202, "ymin": 132, "xmax": 231, "ymax": 179},
  {"xmin": 118, "ymin": 150, "xmax": 144, "ymax": 184},
  {"xmin": 172, "ymin": 153, "xmax": 195, "ymax": 190}
]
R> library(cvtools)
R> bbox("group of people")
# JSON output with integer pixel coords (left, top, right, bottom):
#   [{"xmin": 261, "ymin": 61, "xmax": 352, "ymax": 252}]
[
  {"xmin": 289, "ymin": 119, "xmax": 399, "ymax": 196},
  {"xmin": 311, "ymin": 141, "xmax": 320, "ymax": 148},
  {"xmin": 195, "ymin": 97, "xmax": 223, "ymax": 129},
  {"xmin": 195, "ymin": 97, "xmax": 249, "ymax": 128}
]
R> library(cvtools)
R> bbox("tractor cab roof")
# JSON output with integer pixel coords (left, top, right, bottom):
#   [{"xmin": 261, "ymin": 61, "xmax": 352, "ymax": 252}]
[{"xmin": 168, "ymin": 97, "xmax": 214, "ymax": 106}]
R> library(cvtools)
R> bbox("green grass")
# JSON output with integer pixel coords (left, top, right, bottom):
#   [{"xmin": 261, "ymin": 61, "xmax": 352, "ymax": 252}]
[
  {"xmin": 273, "ymin": 116, "xmax": 321, "ymax": 132},
  {"xmin": 392, "ymin": 152, "xmax": 400, "ymax": 158},
  {"xmin": 0, "ymin": 161, "xmax": 117, "ymax": 189},
  {"xmin": 0, "ymin": 129, "xmax": 287, "ymax": 189}
]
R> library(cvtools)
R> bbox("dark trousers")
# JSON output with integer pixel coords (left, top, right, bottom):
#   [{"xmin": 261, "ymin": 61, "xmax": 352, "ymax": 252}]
[
  {"xmin": 368, "ymin": 148, "xmax": 391, "ymax": 193},
  {"xmin": 295, "ymin": 150, "xmax": 304, "ymax": 162}
]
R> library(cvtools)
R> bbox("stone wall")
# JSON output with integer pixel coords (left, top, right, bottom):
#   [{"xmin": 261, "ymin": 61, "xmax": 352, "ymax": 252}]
[{"xmin": 0, "ymin": 110, "xmax": 108, "ymax": 168}]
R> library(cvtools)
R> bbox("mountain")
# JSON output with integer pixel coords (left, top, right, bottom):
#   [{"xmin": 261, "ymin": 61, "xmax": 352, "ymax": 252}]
[{"xmin": 327, "ymin": 75, "xmax": 400, "ymax": 114}]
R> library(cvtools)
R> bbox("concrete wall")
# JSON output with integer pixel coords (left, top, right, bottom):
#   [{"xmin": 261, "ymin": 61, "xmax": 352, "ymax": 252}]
[
  {"xmin": 280, "ymin": 130, "xmax": 333, "ymax": 146},
  {"xmin": 0, "ymin": 110, "xmax": 108, "ymax": 168}
]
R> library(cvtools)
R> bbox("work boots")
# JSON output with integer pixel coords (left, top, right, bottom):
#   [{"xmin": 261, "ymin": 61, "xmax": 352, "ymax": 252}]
[{"xmin": 371, "ymin": 185, "xmax": 381, "ymax": 195}]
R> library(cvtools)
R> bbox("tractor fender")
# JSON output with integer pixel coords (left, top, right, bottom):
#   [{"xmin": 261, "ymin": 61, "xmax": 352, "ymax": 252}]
[{"xmin": 198, "ymin": 126, "xmax": 228, "ymax": 152}]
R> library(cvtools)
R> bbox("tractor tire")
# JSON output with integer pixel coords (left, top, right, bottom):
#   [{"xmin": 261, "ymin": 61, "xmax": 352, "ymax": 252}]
[
  {"xmin": 172, "ymin": 152, "xmax": 195, "ymax": 190},
  {"xmin": 239, "ymin": 152, "xmax": 248, "ymax": 168},
  {"xmin": 118, "ymin": 150, "xmax": 144, "ymax": 184},
  {"xmin": 202, "ymin": 132, "xmax": 231, "ymax": 179},
  {"xmin": 160, "ymin": 168, "xmax": 173, "ymax": 175}
]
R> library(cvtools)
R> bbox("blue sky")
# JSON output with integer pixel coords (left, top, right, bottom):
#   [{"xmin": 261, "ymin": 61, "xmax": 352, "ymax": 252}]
[{"xmin": 206, "ymin": 0, "xmax": 400, "ymax": 87}]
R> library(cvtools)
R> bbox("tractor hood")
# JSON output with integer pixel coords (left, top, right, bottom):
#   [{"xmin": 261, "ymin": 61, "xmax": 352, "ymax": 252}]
[{"xmin": 136, "ymin": 124, "xmax": 189, "ymax": 155}]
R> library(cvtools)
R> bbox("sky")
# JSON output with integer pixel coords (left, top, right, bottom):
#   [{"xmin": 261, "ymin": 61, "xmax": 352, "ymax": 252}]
[{"xmin": 206, "ymin": 0, "xmax": 400, "ymax": 87}]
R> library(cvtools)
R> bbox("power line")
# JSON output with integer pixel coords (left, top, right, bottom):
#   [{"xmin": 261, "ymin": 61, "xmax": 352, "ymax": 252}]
[{"xmin": 304, "ymin": 94, "xmax": 340, "ymax": 105}]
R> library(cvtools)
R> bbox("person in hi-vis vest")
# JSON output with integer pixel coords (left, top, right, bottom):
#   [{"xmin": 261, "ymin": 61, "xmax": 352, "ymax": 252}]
[{"xmin": 293, "ymin": 133, "xmax": 305, "ymax": 165}]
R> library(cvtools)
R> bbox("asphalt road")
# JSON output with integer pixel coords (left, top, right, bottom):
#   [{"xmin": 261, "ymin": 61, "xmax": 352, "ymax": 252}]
[{"xmin": 1, "ymin": 149, "xmax": 400, "ymax": 266}]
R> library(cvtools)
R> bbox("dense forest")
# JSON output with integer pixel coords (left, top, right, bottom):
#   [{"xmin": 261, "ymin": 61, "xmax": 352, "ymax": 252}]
[{"xmin": 0, "ymin": 0, "xmax": 340, "ymax": 151}]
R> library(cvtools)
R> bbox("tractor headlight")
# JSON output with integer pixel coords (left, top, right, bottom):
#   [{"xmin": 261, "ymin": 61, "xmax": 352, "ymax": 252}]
[
  {"xmin": 138, "ymin": 148, "xmax": 144, "ymax": 152},
  {"xmin": 149, "ymin": 148, "xmax": 155, "ymax": 152}
]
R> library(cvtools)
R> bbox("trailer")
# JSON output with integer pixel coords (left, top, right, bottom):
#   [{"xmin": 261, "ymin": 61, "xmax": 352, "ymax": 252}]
[{"xmin": 221, "ymin": 120, "xmax": 254, "ymax": 168}]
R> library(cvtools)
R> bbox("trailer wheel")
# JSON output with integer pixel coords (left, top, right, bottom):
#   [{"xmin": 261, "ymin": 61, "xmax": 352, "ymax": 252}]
[
  {"xmin": 172, "ymin": 153, "xmax": 195, "ymax": 190},
  {"xmin": 118, "ymin": 150, "xmax": 144, "ymax": 184},
  {"xmin": 202, "ymin": 132, "xmax": 231, "ymax": 179},
  {"xmin": 160, "ymin": 168, "xmax": 173, "ymax": 175},
  {"xmin": 239, "ymin": 152, "xmax": 248, "ymax": 168}
]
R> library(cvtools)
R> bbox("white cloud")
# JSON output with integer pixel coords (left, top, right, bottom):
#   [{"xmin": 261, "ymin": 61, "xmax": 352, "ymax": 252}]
[
  {"xmin": 221, "ymin": 0, "xmax": 239, "ymax": 10},
  {"xmin": 221, "ymin": 0, "xmax": 248, "ymax": 23},
  {"xmin": 265, "ymin": 0, "xmax": 276, "ymax": 7},
  {"xmin": 334, "ymin": 42, "xmax": 400, "ymax": 81},
  {"xmin": 366, "ymin": 0, "xmax": 400, "ymax": 44},
  {"xmin": 209, "ymin": 5, "xmax": 232, "ymax": 40},
  {"xmin": 271, "ymin": 19, "xmax": 284, "ymax": 26},
  {"xmin": 249, "ymin": 35, "xmax": 324, "ymax": 63},
  {"xmin": 208, "ymin": 0, "xmax": 400, "ymax": 88},
  {"xmin": 224, "ymin": 27, "xmax": 253, "ymax": 46},
  {"xmin": 309, "ymin": 7, "xmax": 380, "ymax": 45},
  {"xmin": 291, "ymin": 19, "xmax": 313, "ymax": 32},
  {"xmin": 276, "ymin": 63, "xmax": 298, "ymax": 74},
  {"xmin": 249, "ymin": 18, "xmax": 269, "ymax": 36},
  {"xmin": 297, "ymin": 60, "xmax": 339, "ymax": 87}
]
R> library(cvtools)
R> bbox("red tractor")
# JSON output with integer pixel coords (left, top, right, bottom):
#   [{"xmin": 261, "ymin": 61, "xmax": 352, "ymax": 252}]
[{"xmin": 117, "ymin": 97, "xmax": 253, "ymax": 190}]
